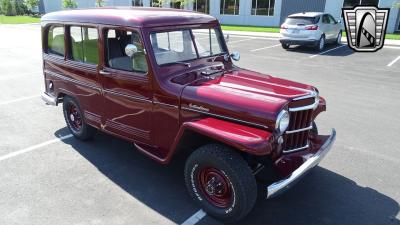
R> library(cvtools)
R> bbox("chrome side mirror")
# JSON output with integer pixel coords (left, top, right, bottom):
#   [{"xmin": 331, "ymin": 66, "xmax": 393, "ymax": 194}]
[
  {"xmin": 125, "ymin": 44, "xmax": 138, "ymax": 57},
  {"xmin": 230, "ymin": 51, "xmax": 240, "ymax": 61},
  {"xmin": 225, "ymin": 33, "xmax": 230, "ymax": 43}
]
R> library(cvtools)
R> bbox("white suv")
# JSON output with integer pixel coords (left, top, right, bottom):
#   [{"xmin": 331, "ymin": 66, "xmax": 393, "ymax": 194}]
[{"xmin": 280, "ymin": 12, "xmax": 342, "ymax": 51}]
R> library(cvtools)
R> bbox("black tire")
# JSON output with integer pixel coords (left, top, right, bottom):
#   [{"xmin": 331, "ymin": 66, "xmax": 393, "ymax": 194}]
[
  {"xmin": 336, "ymin": 31, "xmax": 342, "ymax": 45},
  {"xmin": 63, "ymin": 96, "xmax": 96, "ymax": 141},
  {"xmin": 184, "ymin": 144, "xmax": 257, "ymax": 223},
  {"xmin": 281, "ymin": 43, "xmax": 290, "ymax": 49},
  {"xmin": 316, "ymin": 35, "xmax": 325, "ymax": 51}
]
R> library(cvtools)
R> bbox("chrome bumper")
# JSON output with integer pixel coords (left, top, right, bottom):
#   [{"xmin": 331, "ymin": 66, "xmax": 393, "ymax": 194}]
[
  {"xmin": 41, "ymin": 92, "xmax": 58, "ymax": 106},
  {"xmin": 266, "ymin": 129, "xmax": 336, "ymax": 199}
]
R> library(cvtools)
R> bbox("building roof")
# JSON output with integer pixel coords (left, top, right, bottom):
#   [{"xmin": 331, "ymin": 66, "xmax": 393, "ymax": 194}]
[
  {"xmin": 41, "ymin": 7, "xmax": 218, "ymax": 27},
  {"xmin": 288, "ymin": 12, "xmax": 324, "ymax": 18}
]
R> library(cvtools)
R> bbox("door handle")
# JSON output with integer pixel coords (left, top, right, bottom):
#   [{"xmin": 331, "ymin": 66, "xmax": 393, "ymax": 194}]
[{"xmin": 99, "ymin": 70, "xmax": 111, "ymax": 76}]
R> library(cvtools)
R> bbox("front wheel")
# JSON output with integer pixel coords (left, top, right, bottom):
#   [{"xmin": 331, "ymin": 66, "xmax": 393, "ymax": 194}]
[
  {"xmin": 184, "ymin": 144, "xmax": 257, "ymax": 223},
  {"xmin": 281, "ymin": 43, "xmax": 290, "ymax": 49},
  {"xmin": 336, "ymin": 32, "xmax": 342, "ymax": 45},
  {"xmin": 63, "ymin": 96, "xmax": 96, "ymax": 140}
]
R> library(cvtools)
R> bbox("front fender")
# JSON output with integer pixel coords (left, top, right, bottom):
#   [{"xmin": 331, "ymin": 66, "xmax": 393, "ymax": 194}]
[{"xmin": 171, "ymin": 117, "xmax": 274, "ymax": 157}]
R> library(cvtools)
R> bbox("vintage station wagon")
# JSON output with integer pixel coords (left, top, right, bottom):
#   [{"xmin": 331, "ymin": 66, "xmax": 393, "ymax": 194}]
[{"xmin": 41, "ymin": 8, "xmax": 336, "ymax": 223}]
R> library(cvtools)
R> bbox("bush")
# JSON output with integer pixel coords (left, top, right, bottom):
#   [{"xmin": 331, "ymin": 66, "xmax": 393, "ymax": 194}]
[
  {"xmin": 62, "ymin": 0, "xmax": 77, "ymax": 9},
  {"xmin": 0, "ymin": 0, "xmax": 27, "ymax": 15}
]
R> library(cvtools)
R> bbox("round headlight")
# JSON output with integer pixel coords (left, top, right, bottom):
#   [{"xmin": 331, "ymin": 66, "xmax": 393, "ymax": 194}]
[{"xmin": 276, "ymin": 110, "xmax": 290, "ymax": 134}]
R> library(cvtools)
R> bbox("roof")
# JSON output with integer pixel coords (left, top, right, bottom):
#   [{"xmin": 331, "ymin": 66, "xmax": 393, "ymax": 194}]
[
  {"xmin": 288, "ymin": 12, "xmax": 324, "ymax": 18},
  {"xmin": 41, "ymin": 7, "xmax": 218, "ymax": 28}
]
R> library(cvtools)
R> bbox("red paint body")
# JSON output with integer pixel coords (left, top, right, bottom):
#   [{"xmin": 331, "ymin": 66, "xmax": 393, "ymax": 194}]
[{"xmin": 41, "ymin": 8, "xmax": 328, "ymax": 177}]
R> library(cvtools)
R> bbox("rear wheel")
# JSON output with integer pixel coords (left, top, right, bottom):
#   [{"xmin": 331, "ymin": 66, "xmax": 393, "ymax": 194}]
[
  {"xmin": 281, "ymin": 43, "xmax": 290, "ymax": 49},
  {"xmin": 184, "ymin": 144, "xmax": 257, "ymax": 223},
  {"xmin": 336, "ymin": 32, "xmax": 342, "ymax": 45},
  {"xmin": 316, "ymin": 35, "xmax": 325, "ymax": 51},
  {"xmin": 63, "ymin": 96, "xmax": 96, "ymax": 140}
]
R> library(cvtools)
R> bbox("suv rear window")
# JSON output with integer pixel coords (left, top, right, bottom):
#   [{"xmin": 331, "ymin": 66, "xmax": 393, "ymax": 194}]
[{"xmin": 285, "ymin": 16, "xmax": 320, "ymax": 25}]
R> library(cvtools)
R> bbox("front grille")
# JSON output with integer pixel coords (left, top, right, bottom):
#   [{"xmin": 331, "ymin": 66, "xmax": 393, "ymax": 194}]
[{"xmin": 282, "ymin": 97, "xmax": 316, "ymax": 153}]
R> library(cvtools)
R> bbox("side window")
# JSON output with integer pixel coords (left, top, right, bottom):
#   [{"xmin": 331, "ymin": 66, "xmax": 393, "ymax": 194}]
[
  {"xmin": 105, "ymin": 29, "xmax": 148, "ymax": 73},
  {"xmin": 328, "ymin": 15, "xmax": 337, "ymax": 24},
  {"xmin": 322, "ymin": 15, "xmax": 330, "ymax": 24},
  {"xmin": 47, "ymin": 26, "xmax": 65, "ymax": 56},
  {"xmin": 70, "ymin": 26, "xmax": 99, "ymax": 64}
]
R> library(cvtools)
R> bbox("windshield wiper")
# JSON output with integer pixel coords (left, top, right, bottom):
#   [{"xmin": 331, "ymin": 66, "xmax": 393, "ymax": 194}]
[{"xmin": 172, "ymin": 61, "xmax": 191, "ymax": 67}]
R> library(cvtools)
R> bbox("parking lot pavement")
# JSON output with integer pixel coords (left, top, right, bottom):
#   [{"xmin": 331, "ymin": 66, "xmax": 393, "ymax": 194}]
[{"xmin": 0, "ymin": 25, "xmax": 399, "ymax": 225}]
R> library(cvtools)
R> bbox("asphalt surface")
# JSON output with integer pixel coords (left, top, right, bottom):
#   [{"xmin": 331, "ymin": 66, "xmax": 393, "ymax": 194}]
[{"xmin": 0, "ymin": 24, "xmax": 399, "ymax": 225}]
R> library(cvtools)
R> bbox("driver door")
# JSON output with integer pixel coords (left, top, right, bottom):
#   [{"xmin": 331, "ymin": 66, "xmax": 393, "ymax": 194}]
[{"xmin": 99, "ymin": 27, "xmax": 153, "ymax": 144}]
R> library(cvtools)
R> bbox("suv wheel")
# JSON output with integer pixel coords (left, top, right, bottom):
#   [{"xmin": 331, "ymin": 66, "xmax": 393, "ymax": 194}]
[
  {"xmin": 336, "ymin": 32, "xmax": 342, "ymax": 45},
  {"xmin": 63, "ymin": 96, "xmax": 96, "ymax": 140},
  {"xmin": 281, "ymin": 43, "xmax": 290, "ymax": 49},
  {"xmin": 184, "ymin": 144, "xmax": 257, "ymax": 223},
  {"xmin": 316, "ymin": 35, "xmax": 325, "ymax": 51}
]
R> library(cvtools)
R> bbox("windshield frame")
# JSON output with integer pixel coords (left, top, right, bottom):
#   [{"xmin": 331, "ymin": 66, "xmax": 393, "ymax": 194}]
[{"xmin": 149, "ymin": 26, "xmax": 228, "ymax": 67}]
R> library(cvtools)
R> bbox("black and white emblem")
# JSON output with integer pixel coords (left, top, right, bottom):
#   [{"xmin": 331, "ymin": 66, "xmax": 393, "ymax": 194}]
[{"xmin": 342, "ymin": 6, "xmax": 389, "ymax": 52}]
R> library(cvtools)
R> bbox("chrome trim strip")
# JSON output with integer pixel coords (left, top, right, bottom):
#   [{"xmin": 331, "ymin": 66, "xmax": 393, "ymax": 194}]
[
  {"xmin": 283, "ymin": 143, "xmax": 310, "ymax": 153},
  {"xmin": 103, "ymin": 89, "xmax": 152, "ymax": 103},
  {"xmin": 267, "ymin": 129, "xmax": 336, "ymax": 199},
  {"xmin": 154, "ymin": 101, "xmax": 179, "ymax": 108},
  {"xmin": 45, "ymin": 70, "xmax": 101, "ymax": 91},
  {"xmin": 41, "ymin": 92, "xmax": 57, "ymax": 106},
  {"xmin": 181, "ymin": 107, "xmax": 268, "ymax": 129},
  {"xmin": 289, "ymin": 98, "xmax": 319, "ymax": 112},
  {"xmin": 293, "ymin": 91, "xmax": 318, "ymax": 101},
  {"xmin": 285, "ymin": 125, "xmax": 313, "ymax": 134}
]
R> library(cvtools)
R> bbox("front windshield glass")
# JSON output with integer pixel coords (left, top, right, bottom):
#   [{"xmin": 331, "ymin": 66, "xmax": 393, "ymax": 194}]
[{"xmin": 150, "ymin": 28, "xmax": 226, "ymax": 66}]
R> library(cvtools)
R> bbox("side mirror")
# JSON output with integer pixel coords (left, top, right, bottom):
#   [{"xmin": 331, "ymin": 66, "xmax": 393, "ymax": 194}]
[
  {"xmin": 225, "ymin": 34, "xmax": 230, "ymax": 43},
  {"xmin": 337, "ymin": 19, "xmax": 341, "ymax": 24},
  {"xmin": 230, "ymin": 51, "xmax": 240, "ymax": 61},
  {"xmin": 125, "ymin": 44, "xmax": 138, "ymax": 57}
]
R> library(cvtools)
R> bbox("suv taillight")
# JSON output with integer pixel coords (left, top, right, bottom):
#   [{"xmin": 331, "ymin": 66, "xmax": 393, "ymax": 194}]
[
  {"xmin": 305, "ymin": 25, "xmax": 318, "ymax": 30},
  {"xmin": 280, "ymin": 25, "xmax": 288, "ymax": 29}
]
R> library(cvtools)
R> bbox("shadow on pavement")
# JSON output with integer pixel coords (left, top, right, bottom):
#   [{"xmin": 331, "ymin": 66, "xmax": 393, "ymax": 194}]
[
  {"xmin": 286, "ymin": 44, "xmax": 354, "ymax": 57},
  {"xmin": 55, "ymin": 128, "xmax": 399, "ymax": 225}
]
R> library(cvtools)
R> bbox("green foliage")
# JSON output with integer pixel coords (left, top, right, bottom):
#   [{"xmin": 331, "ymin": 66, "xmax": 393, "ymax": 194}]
[
  {"xmin": 95, "ymin": 0, "xmax": 105, "ymax": 7},
  {"xmin": 0, "ymin": 0, "xmax": 30, "ymax": 15},
  {"xmin": 24, "ymin": 0, "xmax": 38, "ymax": 11},
  {"xmin": 62, "ymin": 0, "xmax": 77, "ymax": 9}
]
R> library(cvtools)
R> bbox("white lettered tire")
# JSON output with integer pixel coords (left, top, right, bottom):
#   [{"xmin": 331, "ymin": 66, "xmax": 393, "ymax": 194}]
[{"xmin": 184, "ymin": 144, "xmax": 257, "ymax": 223}]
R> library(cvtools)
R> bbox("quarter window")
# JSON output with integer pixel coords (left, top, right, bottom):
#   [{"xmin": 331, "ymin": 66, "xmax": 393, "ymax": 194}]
[
  {"xmin": 251, "ymin": 0, "xmax": 275, "ymax": 16},
  {"xmin": 220, "ymin": 0, "xmax": 240, "ymax": 15},
  {"xmin": 105, "ymin": 29, "xmax": 148, "ymax": 73},
  {"xmin": 70, "ymin": 26, "xmax": 99, "ymax": 64},
  {"xmin": 47, "ymin": 26, "xmax": 65, "ymax": 56},
  {"xmin": 193, "ymin": 0, "xmax": 209, "ymax": 14}
]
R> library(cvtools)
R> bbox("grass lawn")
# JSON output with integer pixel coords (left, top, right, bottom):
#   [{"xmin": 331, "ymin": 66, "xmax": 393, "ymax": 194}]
[
  {"xmin": 0, "ymin": 15, "xmax": 40, "ymax": 24},
  {"xmin": 222, "ymin": 24, "xmax": 400, "ymax": 40}
]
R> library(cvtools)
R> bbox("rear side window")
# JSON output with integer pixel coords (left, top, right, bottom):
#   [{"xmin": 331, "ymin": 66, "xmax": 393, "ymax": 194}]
[
  {"xmin": 47, "ymin": 26, "xmax": 65, "ymax": 56},
  {"xmin": 70, "ymin": 26, "xmax": 99, "ymax": 64},
  {"xmin": 285, "ymin": 16, "xmax": 319, "ymax": 25}
]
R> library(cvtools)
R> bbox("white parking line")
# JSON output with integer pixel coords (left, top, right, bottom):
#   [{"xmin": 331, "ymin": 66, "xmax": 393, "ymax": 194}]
[
  {"xmin": 309, "ymin": 45, "xmax": 347, "ymax": 58},
  {"xmin": 0, "ymin": 95, "xmax": 40, "ymax": 106},
  {"xmin": 387, "ymin": 56, "xmax": 400, "ymax": 67},
  {"xmin": 181, "ymin": 209, "xmax": 206, "ymax": 225},
  {"xmin": 250, "ymin": 44, "xmax": 281, "ymax": 52},
  {"xmin": 228, "ymin": 38, "xmax": 256, "ymax": 44},
  {"xmin": 0, "ymin": 134, "xmax": 73, "ymax": 162}
]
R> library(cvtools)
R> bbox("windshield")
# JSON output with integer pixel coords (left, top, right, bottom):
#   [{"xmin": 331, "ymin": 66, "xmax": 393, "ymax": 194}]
[
  {"xmin": 285, "ymin": 16, "xmax": 320, "ymax": 25},
  {"xmin": 150, "ymin": 28, "xmax": 226, "ymax": 66}
]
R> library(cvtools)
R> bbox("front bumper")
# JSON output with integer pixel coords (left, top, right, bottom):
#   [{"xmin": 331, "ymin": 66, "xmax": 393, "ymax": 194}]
[
  {"xmin": 266, "ymin": 129, "xmax": 336, "ymax": 199},
  {"xmin": 41, "ymin": 92, "xmax": 58, "ymax": 106}
]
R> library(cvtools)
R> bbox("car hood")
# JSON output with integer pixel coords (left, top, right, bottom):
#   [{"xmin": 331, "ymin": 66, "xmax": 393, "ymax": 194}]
[{"xmin": 180, "ymin": 68, "xmax": 316, "ymax": 130}]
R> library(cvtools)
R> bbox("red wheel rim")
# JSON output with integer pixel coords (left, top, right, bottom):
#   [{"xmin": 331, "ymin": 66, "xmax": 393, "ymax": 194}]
[
  {"xmin": 67, "ymin": 104, "xmax": 82, "ymax": 132},
  {"xmin": 198, "ymin": 167, "xmax": 233, "ymax": 208}
]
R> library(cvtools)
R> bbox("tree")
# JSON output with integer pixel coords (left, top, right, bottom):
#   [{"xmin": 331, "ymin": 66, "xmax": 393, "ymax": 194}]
[
  {"xmin": 62, "ymin": 0, "xmax": 77, "ymax": 9},
  {"xmin": 171, "ymin": 0, "xmax": 192, "ymax": 9},
  {"xmin": 0, "ymin": 0, "xmax": 17, "ymax": 16},
  {"xmin": 24, "ymin": 0, "xmax": 38, "ymax": 11},
  {"xmin": 95, "ymin": 0, "xmax": 105, "ymax": 7}
]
